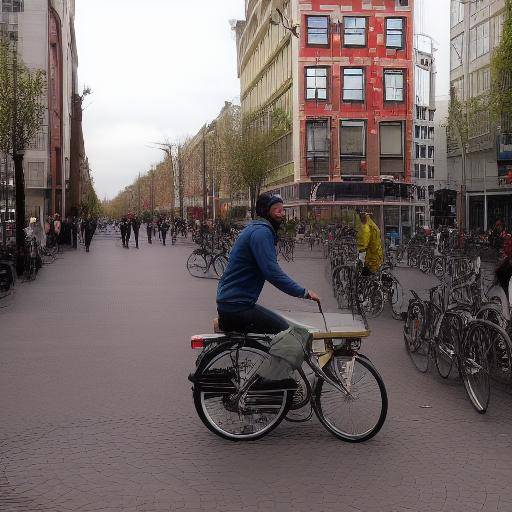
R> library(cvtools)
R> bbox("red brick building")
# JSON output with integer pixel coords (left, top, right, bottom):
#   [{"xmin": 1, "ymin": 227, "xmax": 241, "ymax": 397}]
[
  {"xmin": 235, "ymin": 0, "xmax": 415, "ymax": 239},
  {"xmin": 299, "ymin": 0, "xmax": 414, "ymax": 182}
]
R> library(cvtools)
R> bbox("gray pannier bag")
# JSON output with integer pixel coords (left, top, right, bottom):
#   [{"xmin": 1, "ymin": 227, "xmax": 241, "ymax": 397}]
[{"xmin": 258, "ymin": 325, "xmax": 312, "ymax": 380}]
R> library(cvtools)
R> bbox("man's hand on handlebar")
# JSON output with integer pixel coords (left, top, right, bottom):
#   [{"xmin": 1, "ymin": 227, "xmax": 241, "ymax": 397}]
[{"xmin": 306, "ymin": 290, "xmax": 321, "ymax": 303}]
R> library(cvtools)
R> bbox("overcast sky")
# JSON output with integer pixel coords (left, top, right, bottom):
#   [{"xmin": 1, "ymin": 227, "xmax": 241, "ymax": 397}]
[{"xmin": 75, "ymin": 0, "xmax": 450, "ymax": 199}]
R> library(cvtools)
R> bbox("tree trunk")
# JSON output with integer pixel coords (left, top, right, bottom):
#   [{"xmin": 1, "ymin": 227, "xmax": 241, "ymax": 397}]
[
  {"xmin": 250, "ymin": 186, "xmax": 256, "ymax": 219},
  {"xmin": 13, "ymin": 153, "xmax": 25, "ymax": 275}
]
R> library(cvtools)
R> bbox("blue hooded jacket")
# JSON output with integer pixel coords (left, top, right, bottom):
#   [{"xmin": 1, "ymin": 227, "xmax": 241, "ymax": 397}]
[{"xmin": 216, "ymin": 220, "xmax": 306, "ymax": 313}]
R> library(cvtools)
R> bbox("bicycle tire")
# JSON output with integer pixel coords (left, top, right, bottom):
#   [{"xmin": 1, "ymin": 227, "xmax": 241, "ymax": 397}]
[
  {"xmin": 213, "ymin": 254, "xmax": 228, "ymax": 278},
  {"xmin": 460, "ymin": 322, "xmax": 491, "ymax": 414},
  {"xmin": 404, "ymin": 300, "xmax": 429, "ymax": 373},
  {"xmin": 434, "ymin": 313, "xmax": 460, "ymax": 379},
  {"xmin": 419, "ymin": 254, "xmax": 431, "ymax": 274},
  {"xmin": 433, "ymin": 257, "xmax": 446, "ymax": 279},
  {"xmin": 359, "ymin": 279, "xmax": 384, "ymax": 318},
  {"xmin": 192, "ymin": 340, "xmax": 292, "ymax": 441},
  {"xmin": 186, "ymin": 251, "xmax": 208, "ymax": 278},
  {"xmin": 388, "ymin": 275, "xmax": 404, "ymax": 320},
  {"xmin": 313, "ymin": 355, "xmax": 388, "ymax": 443}
]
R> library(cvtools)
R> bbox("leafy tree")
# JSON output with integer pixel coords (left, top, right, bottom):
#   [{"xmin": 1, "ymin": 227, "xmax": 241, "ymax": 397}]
[
  {"xmin": 0, "ymin": 41, "xmax": 46, "ymax": 270},
  {"xmin": 222, "ymin": 112, "xmax": 277, "ymax": 218},
  {"xmin": 490, "ymin": 0, "xmax": 512, "ymax": 128}
]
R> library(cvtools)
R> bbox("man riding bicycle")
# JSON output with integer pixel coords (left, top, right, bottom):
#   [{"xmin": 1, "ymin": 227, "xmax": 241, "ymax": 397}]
[{"xmin": 216, "ymin": 193, "xmax": 320, "ymax": 389}]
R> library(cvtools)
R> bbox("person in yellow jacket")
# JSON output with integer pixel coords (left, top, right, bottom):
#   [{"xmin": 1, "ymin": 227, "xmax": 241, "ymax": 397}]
[{"xmin": 356, "ymin": 209, "xmax": 384, "ymax": 275}]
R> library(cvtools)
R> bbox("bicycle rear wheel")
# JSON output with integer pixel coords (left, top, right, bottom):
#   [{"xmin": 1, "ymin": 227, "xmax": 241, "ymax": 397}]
[
  {"xmin": 313, "ymin": 355, "xmax": 387, "ymax": 442},
  {"xmin": 404, "ymin": 301, "xmax": 429, "ymax": 373},
  {"xmin": 193, "ymin": 342, "xmax": 291, "ymax": 441},
  {"xmin": 460, "ymin": 322, "xmax": 491, "ymax": 413}
]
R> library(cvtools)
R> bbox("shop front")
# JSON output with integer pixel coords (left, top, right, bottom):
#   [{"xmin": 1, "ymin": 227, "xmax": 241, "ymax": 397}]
[{"xmin": 272, "ymin": 181, "xmax": 417, "ymax": 243}]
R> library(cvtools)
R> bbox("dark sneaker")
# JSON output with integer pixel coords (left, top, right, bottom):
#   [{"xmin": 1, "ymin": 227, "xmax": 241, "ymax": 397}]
[{"xmin": 252, "ymin": 376, "xmax": 298, "ymax": 391}]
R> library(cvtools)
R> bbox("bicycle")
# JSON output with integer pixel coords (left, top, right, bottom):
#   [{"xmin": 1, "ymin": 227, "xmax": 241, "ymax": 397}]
[
  {"xmin": 0, "ymin": 246, "xmax": 16, "ymax": 302},
  {"xmin": 356, "ymin": 262, "xmax": 404, "ymax": 320},
  {"xmin": 23, "ymin": 236, "xmax": 39, "ymax": 281},
  {"xmin": 189, "ymin": 302, "xmax": 387, "ymax": 442}
]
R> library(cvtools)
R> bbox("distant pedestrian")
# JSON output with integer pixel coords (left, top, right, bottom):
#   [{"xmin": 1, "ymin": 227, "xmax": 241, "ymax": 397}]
[
  {"xmin": 53, "ymin": 213, "xmax": 62, "ymax": 246},
  {"xmin": 131, "ymin": 215, "xmax": 141, "ymax": 249},
  {"xmin": 160, "ymin": 217, "xmax": 170, "ymax": 246},
  {"xmin": 71, "ymin": 216, "xmax": 78, "ymax": 249},
  {"xmin": 84, "ymin": 216, "xmax": 97, "ymax": 252},
  {"xmin": 120, "ymin": 216, "xmax": 131, "ymax": 248},
  {"xmin": 146, "ymin": 220, "xmax": 153, "ymax": 244},
  {"xmin": 80, "ymin": 217, "xmax": 86, "ymax": 243}
]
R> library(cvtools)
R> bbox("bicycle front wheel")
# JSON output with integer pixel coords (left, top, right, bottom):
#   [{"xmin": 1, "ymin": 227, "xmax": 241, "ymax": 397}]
[
  {"xmin": 460, "ymin": 322, "xmax": 491, "ymax": 413},
  {"xmin": 313, "ymin": 355, "xmax": 388, "ymax": 442},
  {"xmin": 434, "ymin": 313, "xmax": 460, "ymax": 379}
]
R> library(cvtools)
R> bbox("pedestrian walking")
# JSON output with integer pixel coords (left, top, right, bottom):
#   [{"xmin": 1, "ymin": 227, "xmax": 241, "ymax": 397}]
[
  {"xmin": 80, "ymin": 217, "xmax": 86, "ymax": 244},
  {"xmin": 125, "ymin": 215, "xmax": 132, "ymax": 248},
  {"xmin": 120, "ymin": 216, "xmax": 128, "ymax": 248},
  {"xmin": 160, "ymin": 217, "xmax": 170, "ymax": 246},
  {"xmin": 84, "ymin": 216, "xmax": 97, "ymax": 252},
  {"xmin": 71, "ymin": 216, "xmax": 78, "ymax": 249},
  {"xmin": 146, "ymin": 220, "xmax": 153, "ymax": 244},
  {"xmin": 131, "ymin": 215, "xmax": 141, "ymax": 249}
]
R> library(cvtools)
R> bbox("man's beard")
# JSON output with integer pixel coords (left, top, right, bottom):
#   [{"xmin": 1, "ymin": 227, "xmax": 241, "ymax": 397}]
[{"xmin": 268, "ymin": 216, "xmax": 283, "ymax": 233}]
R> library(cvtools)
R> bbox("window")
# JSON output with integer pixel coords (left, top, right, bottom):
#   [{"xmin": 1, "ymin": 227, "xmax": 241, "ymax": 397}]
[
  {"xmin": 416, "ymin": 106, "xmax": 427, "ymax": 120},
  {"xmin": 451, "ymin": 34, "xmax": 463, "ymax": 70},
  {"xmin": 1, "ymin": 0, "xmax": 24, "ymax": 12},
  {"xmin": 470, "ymin": 0, "xmax": 485, "ymax": 16},
  {"xmin": 421, "ymin": 126, "xmax": 428, "ymax": 139},
  {"xmin": 414, "ymin": 164, "xmax": 419, "ymax": 178},
  {"xmin": 415, "ymin": 126, "xmax": 420, "ymax": 138},
  {"xmin": 344, "ymin": 17, "xmax": 366, "ymax": 46},
  {"xmin": 428, "ymin": 110, "xmax": 435, "ymax": 122},
  {"xmin": 428, "ymin": 127, "xmax": 434, "ymax": 139},
  {"xmin": 305, "ymin": 67, "xmax": 328, "ymax": 100},
  {"xmin": 384, "ymin": 70, "xmax": 404, "ymax": 102},
  {"xmin": 380, "ymin": 122, "xmax": 404, "ymax": 175},
  {"xmin": 450, "ymin": 0, "xmax": 464, "ymax": 27},
  {"xmin": 469, "ymin": 66, "xmax": 490, "ymax": 97},
  {"xmin": 451, "ymin": 77, "xmax": 464, "ymax": 101},
  {"xmin": 428, "ymin": 166, "xmax": 435, "ymax": 179},
  {"xmin": 415, "ymin": 65, "xmax": 430, "ymax": 106},
  {"xmin": 470, "ymin": 21, "xmax": 490, "ymax": 61},
  {"xmin": 386, "ymin": 18, "xmax": 405, "ymax": 49},
  {"xmin": 26, "ymin": 162, "xmax": 45, "ymax": 188},
  {"xmin": 343, "ymin": 68, "xmax": 364, "ymax": 102},
  {"xmin": 306, "ymin": 16, "xmax": 329, "ymax": 46},
  {"xmin": 419, "ymin": 164, "xmax": 426, "ymax": 179},
  {"xmin": 428, "ymin": 146, "xmax": 434, "ymax": 159},
  {"xmin": 306, "ymin": 120, "xmax": 330, "ymax": 177},
  {"xmin": 493, "ymin": 12, "xmax": 505, "ymax": 47},
  {"xmin": 340, "ymin": 120, "xmax": 366, "ymax": 175}
]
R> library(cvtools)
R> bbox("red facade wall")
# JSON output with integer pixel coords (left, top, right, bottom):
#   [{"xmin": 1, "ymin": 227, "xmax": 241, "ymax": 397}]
[{"xmin": 299, "ymin": 0, "xmax": 414, "ymax": 183}]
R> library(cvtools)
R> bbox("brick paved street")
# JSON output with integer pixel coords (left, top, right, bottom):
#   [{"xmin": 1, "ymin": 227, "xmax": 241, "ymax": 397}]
[{"xmin": 1, "ymin": 233, "xmax": 512, "ymax": 512}]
